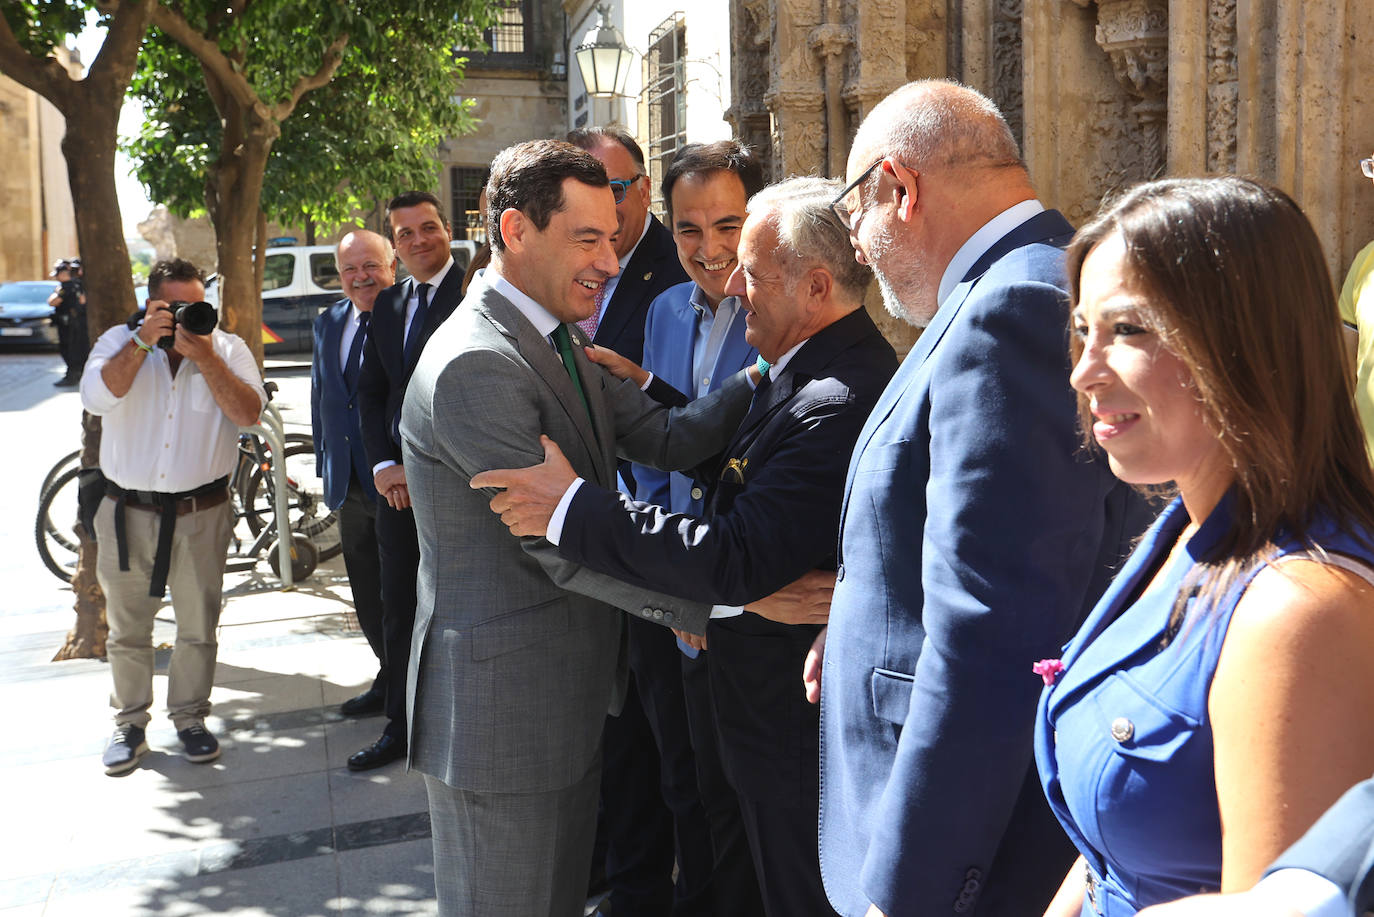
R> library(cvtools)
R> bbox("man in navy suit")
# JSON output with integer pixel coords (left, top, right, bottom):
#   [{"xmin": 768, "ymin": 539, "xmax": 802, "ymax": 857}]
[
  {"xmin": 311, "ymin": 230, "xmax": 395, "ymax": 721},
  {"xmin": 476, "ymin": 176, "xmax": 897, "ymax": 916},
  {"xmin": 753, "ymin": 81, "xmax": 1152, "ymax": 917},
  {"xmin": 354, "ymin": 191, "xmax": 464, "ymax": 771}
]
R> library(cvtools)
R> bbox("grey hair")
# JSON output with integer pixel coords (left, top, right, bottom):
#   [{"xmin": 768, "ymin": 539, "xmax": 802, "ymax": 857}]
[
  {"xmin": 747, "ymin": 176, "xmax": 873, "ymax": 301},
  {"xmin": 855, "ymin": 79, "xmax": 1023, "ymax": 171},
  {"xmin": 335, "ymin": 229, "xmax": 395, "ymax": 268}
]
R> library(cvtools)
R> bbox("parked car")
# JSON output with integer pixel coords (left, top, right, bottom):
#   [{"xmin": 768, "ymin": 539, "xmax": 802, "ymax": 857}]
[{"xmin": 0, "ymin": 281, "xmax": 60, "ymax": 348}]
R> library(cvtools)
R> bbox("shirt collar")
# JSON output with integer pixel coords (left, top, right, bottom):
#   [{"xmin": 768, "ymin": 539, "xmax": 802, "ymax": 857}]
[
  {"xmin": 937, "ymin": 199, "xmax": 1045, "ymax": 307},
  {"xmin": 411, "ymin": 256, "xmax": 456, "ymax": 294},
  {"xmin": 769, "ymin": 338, "xmax": 806, "ymax": 376},
  {"xmin": 488, "ymin": 269, "xmax": 562, "ymax": 338},
  {"xmin": 620, "ymin": 218, "xmax": 652, "ymax": 270},
  {"xmin": 689, "ymin": 284, "xmax": 740, "ymax": 319}
]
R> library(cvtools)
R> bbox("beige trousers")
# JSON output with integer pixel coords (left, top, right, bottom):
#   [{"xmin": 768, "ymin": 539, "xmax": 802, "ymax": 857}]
[{"xmin": 94, "ymin": 495, "xmax": 233, "ymax": 730}]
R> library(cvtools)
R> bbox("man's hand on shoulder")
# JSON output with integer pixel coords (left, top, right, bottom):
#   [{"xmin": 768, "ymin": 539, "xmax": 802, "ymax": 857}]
[{"xmin": 471, "ymin": 435, "xmax": 577, "ymax": 538}]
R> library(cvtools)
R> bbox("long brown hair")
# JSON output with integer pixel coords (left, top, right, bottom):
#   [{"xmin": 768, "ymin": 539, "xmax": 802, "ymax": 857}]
[{"xmin": 1066, "ymin": 176, "xmax": 1374, "ymax": 611}]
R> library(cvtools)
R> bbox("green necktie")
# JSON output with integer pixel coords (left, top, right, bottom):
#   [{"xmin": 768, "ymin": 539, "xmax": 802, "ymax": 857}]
[{"xmin": 551, "ymin": 324, "xmax": 593, "ymax": 422}]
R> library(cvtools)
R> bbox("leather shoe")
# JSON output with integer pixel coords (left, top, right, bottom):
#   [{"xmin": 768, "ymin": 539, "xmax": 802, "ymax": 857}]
[
  {"xmin": 339, "ymin": 687, "xmax": 384, "ymax": 717},
  {"xmin": 347, "ymin": 734, "xmax": 405, "ymax": 771}
]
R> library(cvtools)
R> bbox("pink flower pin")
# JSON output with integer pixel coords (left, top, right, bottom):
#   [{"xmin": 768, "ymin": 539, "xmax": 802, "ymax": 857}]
[{"xmin": 1033, "ymin": 658, "xmax": 1066, "ymax": 686}]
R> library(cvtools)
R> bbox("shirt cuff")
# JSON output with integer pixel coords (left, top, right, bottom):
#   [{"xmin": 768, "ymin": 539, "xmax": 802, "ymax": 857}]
[
  {"xmin": 710, "ymin": 605, "xmax": 744, "ymax": 618},
  {"xmin": 371, "ymin": 460, "xmax": 397, "ymax": 478},
  {"xmin": 546, "ymin": 478, "xmax": 584, "ymax": 546},
  {"xmin": 1253, "ymin": 868, "xmax": 1348, "ymax": 917},
  {"xmin": 641, "ymin": 371, "xmax": 654, "ymax": 391}
]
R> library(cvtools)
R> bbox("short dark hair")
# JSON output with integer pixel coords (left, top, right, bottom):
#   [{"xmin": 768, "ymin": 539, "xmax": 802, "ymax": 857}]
[
  {"xmin": 566, "ymin": 127, "xmax": 647, "ymax": 172},
  {"xmin": 485, "ymin": 140, "xmax": 610, "ymax": 252},
  {"xmin": 385, "ymin": 190, "xmax": 450, "ymax": 242},
  {"xmin": 148, "ymin": 258, "xmax": 206, "ymax": 299},
  {"xmin": 661, "ymin": 141, "xmax": 766, "ymax": 221}
]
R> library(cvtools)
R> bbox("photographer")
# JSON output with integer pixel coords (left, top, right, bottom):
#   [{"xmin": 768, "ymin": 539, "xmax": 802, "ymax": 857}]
[
  {"xmin": 48, "ymin": 258, "xmax": 88, "ymax": 386},
  {"xmin": 79, "ymin": 258, "xmax": 265, "ymax": 777}
]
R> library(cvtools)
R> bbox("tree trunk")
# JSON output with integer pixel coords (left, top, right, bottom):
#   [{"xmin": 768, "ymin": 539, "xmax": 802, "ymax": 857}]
[{"xmin": 52, "ymin": 98, "xmax": 135, "ymax": 661}]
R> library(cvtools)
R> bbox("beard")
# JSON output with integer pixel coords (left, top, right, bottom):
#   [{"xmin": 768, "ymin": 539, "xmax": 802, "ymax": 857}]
[{"xmin": 867, "ymin": 224, "xmax": 938, "ymax": 327}]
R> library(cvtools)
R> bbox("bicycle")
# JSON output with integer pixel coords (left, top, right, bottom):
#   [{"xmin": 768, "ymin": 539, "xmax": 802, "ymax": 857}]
[{"xmin": 35, "ymin": 384, "xmax": 339, "ymax": 585}]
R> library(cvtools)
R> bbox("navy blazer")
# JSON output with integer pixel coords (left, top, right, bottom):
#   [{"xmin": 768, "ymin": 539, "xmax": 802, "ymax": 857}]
[
  {"xmin": 632, "ymin": 280, "xmax": 757, "ymax": 516},
  {"xmin": 1269, "ymin": 776, "xmax": 1374, "ymax": 916},
  {"xmin": 559, "ymin": 307, "xmax": 896, "ymax": 803},
  {"xmin": 357, "ymin": 266, "xmax": 464, "ymax": 471},
  {"xmin": 818, "ymin": 210, "xmax": 1154, "ymax": 917},
  {"xmin": 594, "ymin": 214, "xmax": 689, "ymax": 365},
  {"xmin": 311, "ymin": 299, "xmax": 377, "ymax": 510}
]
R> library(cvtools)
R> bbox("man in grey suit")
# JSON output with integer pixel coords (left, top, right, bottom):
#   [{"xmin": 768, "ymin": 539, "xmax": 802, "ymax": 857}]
[{"xmin": 400, "ymin": 139, "xmax": 756, "ymax": 917}]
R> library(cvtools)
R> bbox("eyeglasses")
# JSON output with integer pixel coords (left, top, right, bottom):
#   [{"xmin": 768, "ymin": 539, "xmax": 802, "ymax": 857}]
[
  {"xmin": 609, "ymin": 175, "xmax": 644, "ymax": 204},
  {"xmin": 1362, "ymin": 157, "xmax": 1374, "ymax": 179},
  {"xmin": 830, "ymin": 157, "xmax": 888, "ymax": 231}
]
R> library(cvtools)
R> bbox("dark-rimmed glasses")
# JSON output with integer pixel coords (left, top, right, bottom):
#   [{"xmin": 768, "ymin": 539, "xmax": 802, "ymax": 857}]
[
  {"xmin": 830, "ymin": 157, "xmax": 887, "ymax": 231},
  {"xmin": 609, "ymin": 175, "xmax": 644, "ymax": 204}
]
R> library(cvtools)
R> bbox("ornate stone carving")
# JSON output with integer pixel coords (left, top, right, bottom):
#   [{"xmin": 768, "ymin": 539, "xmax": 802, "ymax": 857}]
[
  {"xmin": 1205, "ymin": 0, "xmax": 1238, "ymax": 173},
  {"xmin": 727, "ymin": 0, "xmax": 775, "ymax": 174},
  {"xmin": 1089, "ymin": 0, "xmax": 1169, "ymax": 177},
  {"xmin": 992, "ymin": 0, "xmax": 1025, "ymax": 149}
]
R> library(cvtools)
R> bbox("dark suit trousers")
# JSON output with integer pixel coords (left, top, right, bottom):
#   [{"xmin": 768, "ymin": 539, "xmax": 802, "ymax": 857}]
[
  {"xmin": 374, "ymin": 497, "xmax": 419, "ymax": 741},
  {"xmin": 599, "ymin": 617, "xmax": 716, "ymax": 916},
  {"xmin": 338, "ymin": 476, "xmax": 385, "ymax": 693},
  {"xmin": 680, "ymin": 647, "xmax": 765, "ymax": 917}
]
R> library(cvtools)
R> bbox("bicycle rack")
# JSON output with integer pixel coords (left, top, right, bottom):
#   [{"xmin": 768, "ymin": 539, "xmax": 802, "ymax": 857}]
[{"xmin": 240, "ymin": 401, "xmax": 297, "ymax": 589}]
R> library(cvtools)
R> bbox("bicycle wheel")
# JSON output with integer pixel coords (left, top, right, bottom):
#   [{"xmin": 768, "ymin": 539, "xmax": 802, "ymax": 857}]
[
  {"xmin": 36, "ymin": 466, "xmax": 80, "ymax": 583},
  {"xmin": 241, "ymin": 439, "xmax": 341, "ymax": 562},
  {"xmin": 41, "ymin": 449, "xmax": 81, "ymax": 497}
]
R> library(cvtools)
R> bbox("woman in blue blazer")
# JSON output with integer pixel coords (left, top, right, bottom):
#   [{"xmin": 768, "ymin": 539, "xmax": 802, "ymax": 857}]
[{"xmin": 1034, "ymin": 177, "xmax": 1374, "ymax": 915}]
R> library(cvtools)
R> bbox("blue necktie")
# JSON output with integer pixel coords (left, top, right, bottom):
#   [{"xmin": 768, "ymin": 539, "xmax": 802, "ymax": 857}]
[
  {"xmin": 403, "ymin": 282, "xmax": 431, "ymax": 367},
  {"xmin": 343, "ymin": 312, "xmax": 369, "ymax": 391}
]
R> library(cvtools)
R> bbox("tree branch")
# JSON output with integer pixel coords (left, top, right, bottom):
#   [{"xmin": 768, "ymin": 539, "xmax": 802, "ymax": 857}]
[
  {"xmin": 0, "ymin": 12, "xmax": 76, "ymax": 112},
  {"xmin": 84, "ymin": 0, "xmax": 157, "ymax": 104},
  {"xmin": 271, "ymin": 32, "xmax": 349, "ymax": 121},
  {"xmin": 150, "ymin": 1, "xmax": 260, "ymax": 112}
]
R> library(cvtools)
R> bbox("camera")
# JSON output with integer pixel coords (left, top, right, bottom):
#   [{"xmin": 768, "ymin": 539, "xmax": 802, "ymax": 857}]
[{"xmin": 125, "ymin": 300, "xmax": 218, "ymax": 349}]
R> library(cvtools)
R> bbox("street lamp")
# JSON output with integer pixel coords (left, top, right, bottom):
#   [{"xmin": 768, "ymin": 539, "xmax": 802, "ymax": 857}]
[{"xmin": 574, "ymin": 3, "xmax": 634, "ymax": 98}]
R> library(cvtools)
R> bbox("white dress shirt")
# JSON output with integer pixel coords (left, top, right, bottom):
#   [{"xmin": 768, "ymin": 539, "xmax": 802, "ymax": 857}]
[
  {"xmin": 597, "ymin": 218, "xmax": 652, "ymax": 322},
  {"xmin": 937, "ymin": 199, "xmax": 1046, "ymax": 308},
  {"xmin": 80, "ymin": 326, "xmax": 266, "ymax": 492},
  {"xmin": 338, "ymin": 302, "xmax": 368, "ymax": 372}
]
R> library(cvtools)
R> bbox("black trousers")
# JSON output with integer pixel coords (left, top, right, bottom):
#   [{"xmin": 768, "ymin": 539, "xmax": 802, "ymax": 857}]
[
  {"xmin": 598, "ymin": 618, "xmax": 716, "ymax": 916},
  {"xmin": 374, "ymin": 496, "xmax": 419, "ymax": 741},
  {"xmin": 338, "ymin": 477, "xmax": 385, "ymax": 694},
  {"xmin": 681, "ymin": 647, "xmax": 765, "ymax": 917}
]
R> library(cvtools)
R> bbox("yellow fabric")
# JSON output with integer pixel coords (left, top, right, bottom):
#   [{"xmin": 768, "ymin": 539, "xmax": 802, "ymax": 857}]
[{"xmin": 1341, "ymin": 239, "xmax": 1374, "ymax": 461}]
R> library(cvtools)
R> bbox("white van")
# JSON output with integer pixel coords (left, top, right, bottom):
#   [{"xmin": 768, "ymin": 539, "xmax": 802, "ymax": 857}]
[{"xmin": 208, "ymin": 240, "xmax": 478, "ymax": 354}]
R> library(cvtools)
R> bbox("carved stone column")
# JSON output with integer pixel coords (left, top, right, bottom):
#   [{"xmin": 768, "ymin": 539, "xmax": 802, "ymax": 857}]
[
  {"xmin": 766, "ymin": 0, "xmax": 828, "ymax": 177},
  {"xmin": 1091, "ymin": 0, "xmax": 1170, "ymax": 178},
  {"xmin": 726, "ymin": 0, "xmax": 774, "ymax": 172},
  {"xmin": 809, "ymin": 6, "xmax": 854, "ymax": 177}
]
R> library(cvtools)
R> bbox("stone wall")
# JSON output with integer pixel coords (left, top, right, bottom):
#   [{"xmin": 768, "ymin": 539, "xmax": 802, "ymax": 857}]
[{"xmin": 729, "ymin": 0, "xmax": 1374, "ymax": 353}]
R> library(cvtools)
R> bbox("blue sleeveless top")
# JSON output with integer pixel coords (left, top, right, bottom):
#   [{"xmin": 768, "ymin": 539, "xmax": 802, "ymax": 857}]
[{"xmin": 1035, "ymin": 494, "xmax": 1374, "ymax": 915}]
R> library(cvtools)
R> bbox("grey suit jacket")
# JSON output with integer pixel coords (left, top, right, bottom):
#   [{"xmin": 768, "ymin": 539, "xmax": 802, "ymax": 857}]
[{"xmin": 400, "ymin": 274, "xmax": 753, "ymax": 795}]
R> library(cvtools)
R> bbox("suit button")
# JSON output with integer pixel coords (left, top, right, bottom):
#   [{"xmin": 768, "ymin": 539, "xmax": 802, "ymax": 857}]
[
  {"xmin": 1110, "ymin": 717, "xmax": 1135, "ymax": 743},
  {"xmin": 640, "ymin": 607, "xmax": 653, "ymax": 618},
  {"xmin": 653, "ymin": 609, "xmax": 664, "ymax": 620},
  {"xmin": 836, "ymin": 563, "xmax": 845, "ymax": 582},
  {"xmin": 663, "ymin": 612, "xmax": 674, "ymax": 625},
  {"xmin": 690, "ymin": 486, "xmax": 703, "ymax": 500}
]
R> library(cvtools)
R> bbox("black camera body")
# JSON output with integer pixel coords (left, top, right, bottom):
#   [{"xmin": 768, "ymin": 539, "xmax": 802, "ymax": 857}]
[{"xmin": 125, "ymin": 300, "xmax": 218, "ymax": 350}]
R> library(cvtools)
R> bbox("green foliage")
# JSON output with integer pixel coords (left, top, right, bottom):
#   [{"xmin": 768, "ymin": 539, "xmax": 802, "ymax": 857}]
[
  {"xmin": 125, "ymin": 0, "xmax": 500, "ymax": 228},
  {"xmin": 0, "ymin": 0, "xmax": 90, "ymax": 60}
]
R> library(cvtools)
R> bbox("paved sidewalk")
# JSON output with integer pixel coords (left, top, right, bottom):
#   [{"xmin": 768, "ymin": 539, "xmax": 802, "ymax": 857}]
[{"xmin": 1, "ymin": 354, "xmax": 436, "ymax": 916}]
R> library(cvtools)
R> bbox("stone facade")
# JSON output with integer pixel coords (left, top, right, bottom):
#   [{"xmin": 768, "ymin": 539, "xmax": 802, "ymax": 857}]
[
  {"xmin": 0, "ymin": 50, "xmax": 79, "ymax": 283},
  {"xmin": 729, "ymin": 0, "xmax": 1374, "ymax": 352}
]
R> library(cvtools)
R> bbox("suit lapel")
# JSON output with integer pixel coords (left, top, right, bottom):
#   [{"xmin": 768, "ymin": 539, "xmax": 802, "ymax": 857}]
[
  {"xmin": 596, "ymin": 216, "xmax": 671, "ymax": 347},
  {"xmin": 478, "ymin": 285, "xmax": 605, "ymax": 484},
  {"xmin": 322, "ymin": 301, "xmax": 348, "ymax": 394}
]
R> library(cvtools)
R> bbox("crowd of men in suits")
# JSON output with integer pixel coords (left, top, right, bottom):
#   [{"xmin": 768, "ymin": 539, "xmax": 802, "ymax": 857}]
[{"xmin": 305, "ymin": 80, "xmax": 1374, "ymax": 917}]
